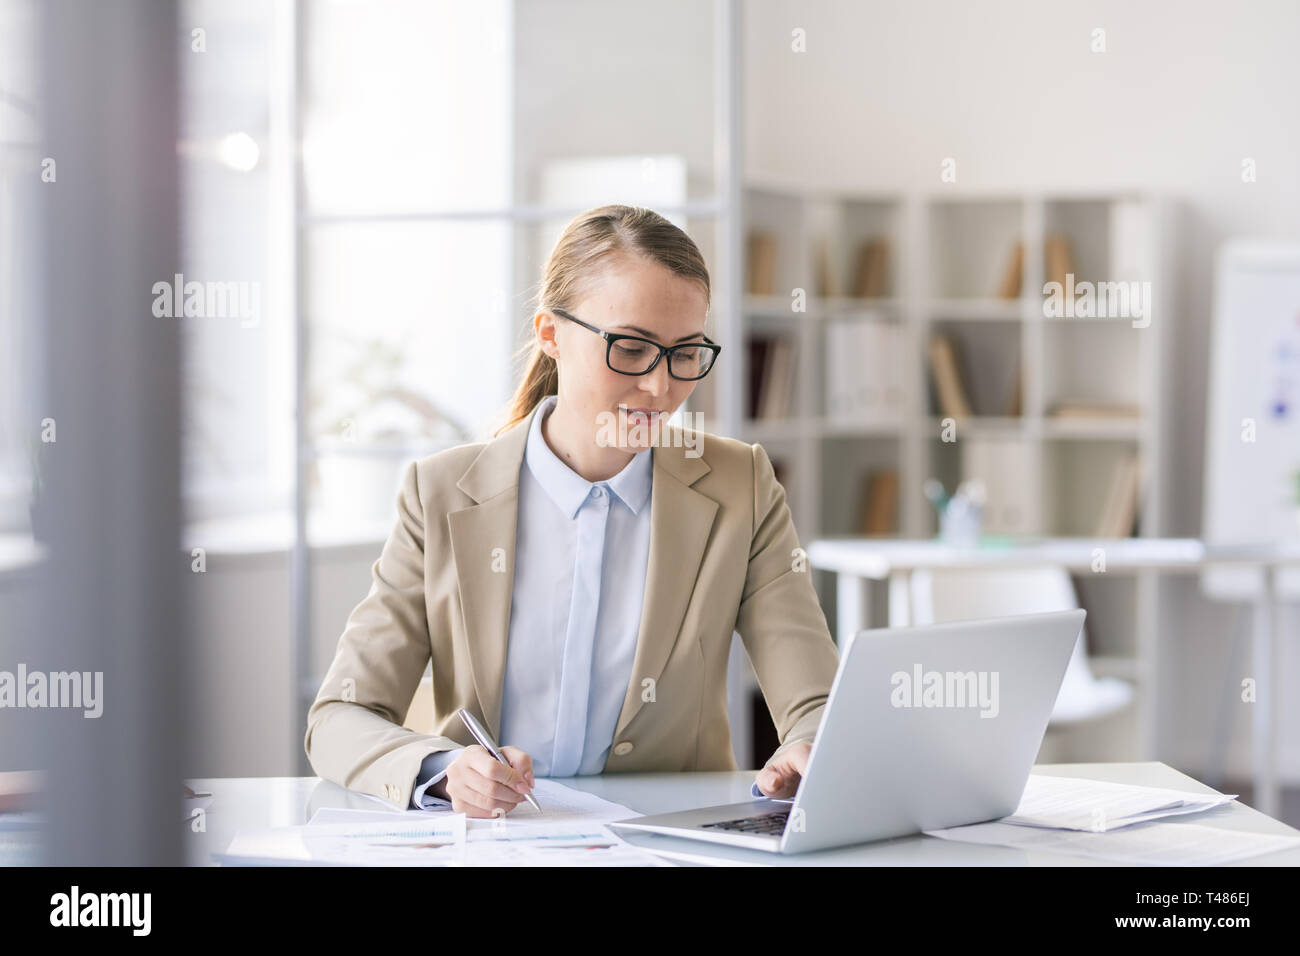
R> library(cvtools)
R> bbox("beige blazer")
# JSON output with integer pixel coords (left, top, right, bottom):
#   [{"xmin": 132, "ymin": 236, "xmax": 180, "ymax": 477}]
[{"xmin": 304, "ymin": 397, "xmax": 840, "ymax": 809}]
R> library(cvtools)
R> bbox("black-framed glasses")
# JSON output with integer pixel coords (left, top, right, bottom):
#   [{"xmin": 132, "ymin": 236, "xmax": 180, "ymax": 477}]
[{"xmin": 551, "ymin": 307, "xmax": 721, "ymax": 380}]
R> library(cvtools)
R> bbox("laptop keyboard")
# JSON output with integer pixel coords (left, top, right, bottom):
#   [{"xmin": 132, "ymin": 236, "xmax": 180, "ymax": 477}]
[{"xmin": 699, "ymin": 807, "xmax": 790, "ymax": 836}]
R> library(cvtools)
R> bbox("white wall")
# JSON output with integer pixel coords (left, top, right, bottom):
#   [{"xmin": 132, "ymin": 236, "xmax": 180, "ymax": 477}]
[
  {"xmin": 514, "ymin": 0, "xmax": 717, "ymax": 202},
  {"xmin": 742, "ymin": 0, "xmax": 1300, "ymax": 783}
]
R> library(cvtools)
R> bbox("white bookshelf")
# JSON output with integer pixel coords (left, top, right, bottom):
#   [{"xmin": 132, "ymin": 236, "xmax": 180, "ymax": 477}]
[
  {"xmin": 720, "ymin": 185, "xmax": 1172, "ymax": 539},
  {"xmin": 711, "ymin": 183, "xmax": 1176, "ymax": 760}
]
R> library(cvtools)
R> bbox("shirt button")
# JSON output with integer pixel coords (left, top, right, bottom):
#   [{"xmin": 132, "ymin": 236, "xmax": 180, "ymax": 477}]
[
  {"xmin": 613, "ymin": 741, "xmax": 634, "ymax": 756},
  {"xmin": 592, "ymin": 486, "xmax": 605, "ymax": 498}
]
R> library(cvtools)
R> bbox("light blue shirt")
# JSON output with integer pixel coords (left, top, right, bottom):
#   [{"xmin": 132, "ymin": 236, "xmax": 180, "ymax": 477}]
[{"xmin": 411, "ymin": 394, "xmax": 654, "ymax": 807}]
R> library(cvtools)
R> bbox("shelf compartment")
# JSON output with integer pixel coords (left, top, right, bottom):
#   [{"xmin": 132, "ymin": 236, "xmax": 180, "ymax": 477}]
[
  {"xmin": 927, "ymin": 198, "xmax": 1024, "ymax": 299},
  {"xmin": 1041, "ymin": 439, "xmax": 1143, "ymax": 538},
  {"xmin": 806, "ymin": 197, "xmax": 902, "ymax": 299},
  {"xmin": 820, "ymin": 435, "xmax": 903, "ymax": 537},
  {"xmin": 925, "ymin": 319, "xmax": 1023, "ymax": 419}
]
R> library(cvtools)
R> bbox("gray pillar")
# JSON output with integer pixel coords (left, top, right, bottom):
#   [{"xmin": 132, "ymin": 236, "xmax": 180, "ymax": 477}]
[{"xmin": 35, "ymin": 0, "xmax": 186, "ymax": 865}]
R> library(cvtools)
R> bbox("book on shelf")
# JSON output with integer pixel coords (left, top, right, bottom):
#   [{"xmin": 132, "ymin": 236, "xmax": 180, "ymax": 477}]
[
  {"xmin": 760, "ymin": 336, "xmax": 796, "ymax": 420},
  {"xmin": 852, "ymin": 238, "xmax": 890, "ymax": 298},
  {"xmin": 1044, "ymin": 234, "xmax": 1076, "ymax": 290},
  {"xmin": 996, "ymin": 240, "xmax": 1024, "ymax": 299},
  {"xmin": 813, "ymin": 237, "xmax": 835, "ymax": 298},
  {"xmin": 826, "ymin": 318, "xmax": 904, "ymax": 424},
  {"xmin": 858, "ymin": 469, "xmax": 899, "ymax": 535},
  {"xmin": 1095, "ymin": 454, "xmax": 1142, "ymax": 537},
  {"xmin": 1005, "ymin": 363, "xmax": 1023, "ymax": 417},
  {"xmin": 747, "ymin": 333, "xmax": 796, "ymax": 420},
  {"xmin": 927, "ymin": 333, "xmax": 974, "ymax": 419},
  {"xmin": 1048, "ymin": 401, "xmax": 1141, "ymax": 419},
  {"xmin": 746, "ymin": 336, "xmax": 768, "ymax": 419},
  {"xmin": 746, "ymin": 230, "xmax": 778, "ymax": 296}
]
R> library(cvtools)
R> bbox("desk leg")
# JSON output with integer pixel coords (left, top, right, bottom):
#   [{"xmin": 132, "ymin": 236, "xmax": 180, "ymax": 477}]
[
  {"xmin": 836, "ymin": 573, "xmax": 871, "ymax": 646},
  {"xmin": 888, "ymin": 571, "xmax": 911, "ymax": 628},
  {"xmin": 1135, "ymin": 569, "xmax": 1159, "ymax": 762},
  {"xmin": 1251, "ymin": 567, "xmax": 1280, "ymax": 819}
]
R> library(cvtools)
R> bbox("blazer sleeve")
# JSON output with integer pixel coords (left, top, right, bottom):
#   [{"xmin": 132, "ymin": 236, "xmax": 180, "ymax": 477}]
[
  {"xmin": 304, "ymin": 459, "xmax": 465, "ymax": 810},
  {"xmin": 734, "ymin": 442, "xmax": 840, "ymax": 760}
]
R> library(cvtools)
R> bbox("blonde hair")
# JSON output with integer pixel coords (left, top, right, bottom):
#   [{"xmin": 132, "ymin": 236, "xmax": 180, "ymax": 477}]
[{"xmin": 493, "ymin": 204, "xmax": 711, "ymax": 436}]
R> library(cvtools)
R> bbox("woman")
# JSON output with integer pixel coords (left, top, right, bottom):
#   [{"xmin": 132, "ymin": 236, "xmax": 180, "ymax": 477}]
[{"xmin": 305, "ymin": 204, "xmax": 839, "ymax": 818}]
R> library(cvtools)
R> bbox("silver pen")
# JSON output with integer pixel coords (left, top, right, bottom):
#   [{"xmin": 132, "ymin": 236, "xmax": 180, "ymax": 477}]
[{"xmin": 456, "ymin": 707, "xmax": 541, "ymax": 811}]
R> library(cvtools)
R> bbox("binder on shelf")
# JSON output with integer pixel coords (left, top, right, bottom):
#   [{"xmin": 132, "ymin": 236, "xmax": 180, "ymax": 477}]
[
  {"xmin": 825, "ymin": 319, "xmax": 902, "ymax": 425},
  {"xmin": 962, "ymin": 437, "xmax": 1034, "ymax": 535},
  {"xmin": 927, "ymin": 333, "xmax": 974, "ymax": 419},
  {"xmin": 825, "ymin": 322, "xmax": 847, "ymax": 420},
  {"xmin": 878, "ymin": 323, "xmax": 905, "ymax": 416}
]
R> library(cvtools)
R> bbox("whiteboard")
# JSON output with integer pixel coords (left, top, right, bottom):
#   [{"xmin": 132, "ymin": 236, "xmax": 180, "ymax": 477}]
[{"xmin": 1201, "ymin": 241, "xmax": 1300, "ymax": 600}]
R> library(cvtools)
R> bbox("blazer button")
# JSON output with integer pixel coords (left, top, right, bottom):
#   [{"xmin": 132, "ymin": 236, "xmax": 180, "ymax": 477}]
[{"xmin": 613, "ymin": 741, "xmax": 634, "ymax": 756}]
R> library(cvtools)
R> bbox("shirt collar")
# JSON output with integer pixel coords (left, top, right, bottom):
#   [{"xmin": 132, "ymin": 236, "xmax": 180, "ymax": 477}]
[{"xmin": 524, "ymin": 395, "xmax": 653, "ymax": 519}]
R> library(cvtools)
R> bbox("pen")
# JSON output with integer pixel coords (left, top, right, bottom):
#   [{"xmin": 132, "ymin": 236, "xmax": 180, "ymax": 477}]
[{"xmin": 456, "ymin": 707, "xmax": 541, "ymax": 811}]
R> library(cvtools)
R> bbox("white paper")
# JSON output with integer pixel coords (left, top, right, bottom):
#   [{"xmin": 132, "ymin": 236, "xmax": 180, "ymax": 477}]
[
  {"xmin": 923, "ymin": 819, "xmax": 1300, "ymax": 865},
  {"xmin": 454, "ymin": 779, "xmax": 673, "ymax": 866},
  {"xmin": 482, "ymin": 778, "xmax": 642, "ymax": 825},
  {"xmin": 463, "ymin": 823, "xmax": 673, "ymax": 867},
  {"xmin": 223, "ymin": 779, "xmax": 673, "ymax": 867},
  {"xmin": 221, "ymin": 816, "xmax": 469, "ymax": 867},
  {"xmin": 1004, "ymin": 775, "xmax": 1237, "ymax": 831}
]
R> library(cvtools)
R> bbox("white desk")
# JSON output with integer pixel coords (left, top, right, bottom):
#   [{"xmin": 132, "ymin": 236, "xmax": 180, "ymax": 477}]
[
  {"xmin": 181, "ymin": 763, "xmax": 1300, "ymax": 866},
  {"xmin": 806, "ymin": 537, "xmax": 1300, "ymax": 819}
]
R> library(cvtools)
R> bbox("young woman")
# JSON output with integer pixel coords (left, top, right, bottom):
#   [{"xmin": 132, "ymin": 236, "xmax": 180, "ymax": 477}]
[{"xmin": 305, "ymin": 204, "xmax": 839, "ymax": 818}]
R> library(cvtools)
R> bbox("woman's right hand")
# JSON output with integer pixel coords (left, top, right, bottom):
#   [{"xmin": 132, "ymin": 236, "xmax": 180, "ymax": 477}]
[{"xmin": 432, "ymin": 744, "xmax": 536, "ymax": 818}]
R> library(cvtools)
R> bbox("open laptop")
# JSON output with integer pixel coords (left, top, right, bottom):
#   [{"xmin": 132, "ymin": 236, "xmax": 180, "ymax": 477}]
[{"xmin": 608, "ymin": 609, "xmax": 1085, "ymax": 854}]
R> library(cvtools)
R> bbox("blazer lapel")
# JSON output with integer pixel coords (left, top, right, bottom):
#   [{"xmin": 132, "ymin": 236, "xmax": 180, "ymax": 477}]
[
  {"xmin": 447, "ymin": 402, "xmax": 538, "ymax": 740},
  {"xmin": 612, "ymin": 429, "xmax": 716, "ymax": 741}
]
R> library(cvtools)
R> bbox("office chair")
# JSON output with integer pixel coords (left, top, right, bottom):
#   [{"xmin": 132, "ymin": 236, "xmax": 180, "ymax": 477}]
[{"xmin": 907, "ymin": 567, "xmax": 1134, "ymax": 758}]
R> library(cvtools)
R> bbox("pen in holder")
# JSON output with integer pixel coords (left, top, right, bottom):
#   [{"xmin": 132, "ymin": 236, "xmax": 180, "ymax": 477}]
[{"xmin": 923, "ymin": 478, "xmax": 986, "ymax": 547}]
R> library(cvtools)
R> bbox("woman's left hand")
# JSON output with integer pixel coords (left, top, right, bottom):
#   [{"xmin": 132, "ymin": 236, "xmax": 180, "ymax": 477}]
[{"xmin": 754, "ymin": 741, "xmax": 811, "ymax": 798}]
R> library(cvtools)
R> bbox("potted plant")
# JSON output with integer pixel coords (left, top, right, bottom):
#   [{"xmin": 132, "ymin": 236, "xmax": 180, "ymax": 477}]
[{"xmin": 310, "ymin": 334, "xmax": 470, "ymax": 520}]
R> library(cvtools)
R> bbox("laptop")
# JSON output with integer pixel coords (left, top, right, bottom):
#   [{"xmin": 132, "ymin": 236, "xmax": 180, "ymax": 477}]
[{"xmin": 607, "ymin": 609, "xmax": 1085, "ymax": 854}]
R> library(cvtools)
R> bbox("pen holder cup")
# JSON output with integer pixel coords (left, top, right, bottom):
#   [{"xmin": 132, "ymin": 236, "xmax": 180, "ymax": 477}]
[{"xmin": 938, "ymin": 502, "xmax": 983, "ymax": 547}]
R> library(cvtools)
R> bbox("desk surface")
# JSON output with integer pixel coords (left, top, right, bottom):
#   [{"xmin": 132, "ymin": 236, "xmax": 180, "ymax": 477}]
[{"xmin": 185, "ymin": 762, "xmax": 1300, "ymax": 867}]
